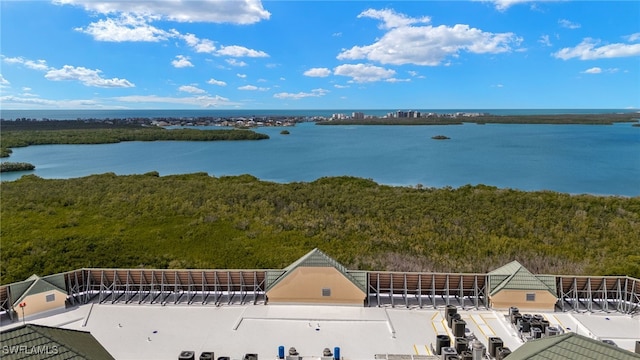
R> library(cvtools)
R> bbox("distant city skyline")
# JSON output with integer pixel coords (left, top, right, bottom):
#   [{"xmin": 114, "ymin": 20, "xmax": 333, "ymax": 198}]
[{"xmin": 1, "ymin": 1, "xmax": 639, "ymax": 110}]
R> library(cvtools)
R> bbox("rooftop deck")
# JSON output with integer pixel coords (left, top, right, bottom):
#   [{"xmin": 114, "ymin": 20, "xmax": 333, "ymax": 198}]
[{"xmin": 2, "ymin": 303, "xmax": 638, "ymax": 360}]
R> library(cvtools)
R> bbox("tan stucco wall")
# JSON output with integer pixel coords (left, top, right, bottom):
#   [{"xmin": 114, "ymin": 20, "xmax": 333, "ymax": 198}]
[
  {"xmin": 266, "ymin": 267, "xmax": 366, "ymax": 305},
  {"xmin": 489, "ymin": 289, "xmax": 557, "ymax": 311},
  {"xmin": 15, "ymin": 290, "xmax": 67, "ymax": 320}
]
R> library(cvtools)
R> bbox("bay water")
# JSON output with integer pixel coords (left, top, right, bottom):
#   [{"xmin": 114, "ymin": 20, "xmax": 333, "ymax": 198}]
[{"xmin": 1, "ymin": 121, "xmax": 638, "ymax": 196}]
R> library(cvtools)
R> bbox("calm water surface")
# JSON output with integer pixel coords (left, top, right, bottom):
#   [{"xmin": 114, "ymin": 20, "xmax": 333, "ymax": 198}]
[{"xmin": 2, "ymin": 122, "xmax": 639, "ymax": 196}]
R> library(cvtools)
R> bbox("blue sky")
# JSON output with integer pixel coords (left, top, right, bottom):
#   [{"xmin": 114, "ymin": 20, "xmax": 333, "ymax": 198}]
[{"xmin": 1, "ymin": 0, "xmax": 639, "ymax": 110}]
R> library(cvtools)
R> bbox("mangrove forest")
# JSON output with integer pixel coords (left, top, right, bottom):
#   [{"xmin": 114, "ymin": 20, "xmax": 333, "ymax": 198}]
[{"xmin": 1, "ymin": 173, "xmax": 639, "ymax": 284}]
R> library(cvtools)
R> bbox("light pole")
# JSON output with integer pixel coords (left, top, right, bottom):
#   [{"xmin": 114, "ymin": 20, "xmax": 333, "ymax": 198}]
[{"xmin": 18, "ymin": 302, "xmax": 26, "ymax": 325}]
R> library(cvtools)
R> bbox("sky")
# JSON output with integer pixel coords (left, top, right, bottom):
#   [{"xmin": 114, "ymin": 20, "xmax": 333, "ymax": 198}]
[{"xmin": 0, "ymin": 0, "xmax": 639, "ymax": 110}]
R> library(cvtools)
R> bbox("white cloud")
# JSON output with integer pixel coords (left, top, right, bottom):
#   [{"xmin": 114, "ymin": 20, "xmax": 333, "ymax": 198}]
[
  {"xmin": 482, "ymin": 0, "xmax": 555, "ymax": 11},
  {"xmin": 581, "ymin": 67, "xmax": 619, "ymax": 74},
  {"xmin": 238, "ymin": 85, "xmax": 268, "ymax": 91},
  {"xmin": 2, "ymin": 56, "xmax": 50, "ymax": 71},
  {"xmin": 334, "ymin": 84, "xmax": 349, "ymax": 89},
  {"xmin": 0, "ymin": 74, "xmax": 9, "ymax": 86},
  {"xmin": 182, "ymin": 33, "xmax": 216, "ymax": 53},
  {"xmin": 583, "ymin": 67, "xmax": 602, "ymax": 74},
  {"xmin": 44, "ymin": 65, "xmax": 135, "ymax": 88},
  {"xmin": 54, "ymin": 0, "xmax": 271, "ymax": 24},
  {"xmin": 179, "ymin": 85, "xmax": 206, "ymax": 94},
  {"xmin": 207, "ymin": 78, "xmax": 227, "ymax": 86},
  {"xmin": 538, "ymin": 35, "xmax": 552, "ymax": 47},
  {"xmin": 338, "ymin": 9, "xmax": 521, "ymax": 66},
  {"xmin": 22, "ymin": 87, "xmax": 31, "ymax": 91},
  {"xmin": 274, "ymin": 88, "xmax": 328, "ymax": 100},
  {"xmin": 304, "ymin": 68, "xmax": 331, "ymax": 77},
  {"xmin": 226, "ymin": 59, "xmax": 248, "ymax": 67},
  {"xmin": 115, "ymin": 94, "xmax": 239, "ymax": 107},
  {"xmin": 217, "ymin": 45, "xmax": 269, "ymax": 58},
  {"xmin": 626, "ymin": 33, "xmax": 640, "ymax": 42},
  {"xmin": 333, "ymin": 63, "xmax": 396, "ymax": 83},
  {"xmin": 385, "ymin": 78, "xmax": 411, "ymax": 83},
  {"xmin": 0, "ymin": 95, "xmax": 111, "ymax": 109},
  {"xmin": 76, "ymin": 14, "xmax": 175, "ymax": 42},
  {"xmin": 172, "ymin": 55, "xmax": 193, "ymax": 68},
  {"xmin": 554, "ymin": 38, "xmax": 640, "ymax": 60},
  {"xmin": 357, "ymin": 8, "xmax": 430, "ymax": 29},
  {"xmin": 237, "ymin": 73, "xmax": 247, "ymax": 78},
  {"xmin": 558, "ymin": 19, "xmax": 581, "ymax": 29}
]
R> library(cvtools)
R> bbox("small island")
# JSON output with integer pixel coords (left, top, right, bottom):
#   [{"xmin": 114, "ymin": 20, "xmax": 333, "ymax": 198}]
[
  {"xmin": 431, "ymin": 135, "xmax": 450, "ymax": 140},
  {"xmin": 0, "ymin": 162, "xmax": 35, "ymax": 172},
  {"xmin": 280, "ymin": 130, "xmax": 290, "ymax": 135}
]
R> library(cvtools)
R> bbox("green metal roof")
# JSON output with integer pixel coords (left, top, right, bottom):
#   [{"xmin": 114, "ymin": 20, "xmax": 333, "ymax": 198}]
[
  {"xmin": 508, "ymin": 332, "xmax": 640, "ymax": 360},
  {"xmin": 11, "ymin": 275, "xmax": 67, "ymax": 305},
  {"xmin": 266, "ymin": 248, "xmax": 367, "ymax": 292},
  {"xmin": 488, "ymin": 261, "xmax": 557, "ymax": 296},
  {"xmin": 0, "ymin": 324, "xmax": 115, "ymax": 360}
]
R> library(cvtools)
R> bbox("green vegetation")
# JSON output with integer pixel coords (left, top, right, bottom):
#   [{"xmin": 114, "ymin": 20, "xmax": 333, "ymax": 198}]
[
  {"xmin": 317, "ymin": 113, "xmax": 640, "ymax": 125},
  {"xmin": 280, "ymin": 130, "xmax": 290, "ymax": 135},
  {"xmin": 2, "ymin": 173, "xmax": 639, "ymax": 284},
  {"xmin": 0, "ymin": 162, "xmax": 35, "ymax": 172},
  {"xmin": 0, "ymin": 127, "xmax": 269, "ymax": 158}
]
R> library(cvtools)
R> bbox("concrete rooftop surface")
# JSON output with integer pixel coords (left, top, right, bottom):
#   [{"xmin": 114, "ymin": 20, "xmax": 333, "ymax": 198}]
[{"xmin": 2, "ymin": 303, "xmax": 638, "ymax": 360}]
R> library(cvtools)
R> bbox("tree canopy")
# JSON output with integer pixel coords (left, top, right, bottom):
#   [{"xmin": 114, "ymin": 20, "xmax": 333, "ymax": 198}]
[{"xmin": 2, "ymin": 173, "xmax": 639, "ymax": 284}]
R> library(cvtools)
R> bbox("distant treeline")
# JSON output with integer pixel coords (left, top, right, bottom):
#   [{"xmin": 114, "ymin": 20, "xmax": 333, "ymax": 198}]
[
  {"xmin": 0, "ymin": 126, "xmax": 269, "ymax": 158},
  {"xmin": 2, "ymin": 173, "xmax": 639, "ymax": 284},
  {"xmin": 318, "ymin": 113, "xmax": 640, "ymax": 125},
  {"xmin": 0, "ymin": 162, "xmax": 35, "ymax": 172}
]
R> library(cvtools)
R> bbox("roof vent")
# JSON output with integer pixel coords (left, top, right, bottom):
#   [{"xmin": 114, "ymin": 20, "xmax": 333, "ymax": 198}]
[{"xmin": 179, "ymin": 351, "xmax": 195, "ymax": 360}]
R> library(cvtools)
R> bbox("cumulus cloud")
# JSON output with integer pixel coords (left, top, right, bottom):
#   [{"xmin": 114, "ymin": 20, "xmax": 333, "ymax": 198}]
[
  {"xmin": 172, "ymin": 55, "xmax": 194, "ymax": 68},
  {"xmin": 274, "ymin": 88, "xmax": 328, "ymax": 100},
  {"xmin": 114, "ymin": 94, "xmax": 239, "ymax": 107},
  {"xmin": 75, "ymin": 14, "xmax": 176, "ymax": 42},
  {"xmin": 482, "ymin": 0, "xmax": 555, "ymax": 11},
  {"xmin": 237, "ymin": 73, "xmax": 247, "ymax": 78},
  {"xmin": 554, "ymin": 37, "xmax": 640, "ymax": 60},
  {"xmin": 238, "ymin": 84, "xmax": 268, "ymax": 91},
  {"xmin": 53, "ymin": 0, "xmax": 271, "ymax": 24},
  {"xmin": 558, "ymin": 19, "xmax": 581, "ymax": 29},
  {"xmin": 2, "ymin": 56, "xmax": 50, "ymax": 71},
  {"xmin": 583, "ymin": 67, "xmax": 601, "ymax": 74},
  {"xmin": 304, "ymin": 68, "xmax": 331, "ymax": 77},
  {"xmin": 226, "ymin": 59, "xmax": 248, "ymax": 67},
  {"xmin": 207, "ymin": 78, "xmax": 227, "ymax": 86},
  {"xmin": 217, "ymin": 45, "xmax": 269, "ymax": 58},
  {"xmin": 338, "ymin": 9, "xmax": 521, "ymax": 66},
  {"xmin": 44, "ymin": 65, "xmax": 135, "ymax": 88},
  {"xmin": 357, "ymin": 8, "xmax": 430, "ymax": 29},
  {"xmin": 581, "ymin": 67, "xmax": 619, "ymax": 74},
  {"xmin": 626, "ymin": 33, "xmax": 640, "ymax": 42},
  {"xmin": 179, "ymin": 85, "xmax": 206, "ymax": 94},
  {"xmin": 333, "ymin": 63, "xmax": 396, "ymax": 83},
  {"xmin": 182, "ymin": 33, "xmax": 216, "ymax": 53}
]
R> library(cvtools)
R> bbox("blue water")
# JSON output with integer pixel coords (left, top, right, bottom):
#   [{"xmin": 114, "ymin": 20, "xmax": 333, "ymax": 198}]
[{"xmin": 1, "ymin": 121, "xmax": 639, "ymax": 196}]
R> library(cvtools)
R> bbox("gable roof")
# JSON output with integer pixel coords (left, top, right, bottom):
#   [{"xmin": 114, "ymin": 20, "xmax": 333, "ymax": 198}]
[
  {"xmin": 266, "ymin": 248, "xmax": 367, "ymax": 292},
  {"xmin": 508, "ymin": 332, "xmax": 640, "ymax": 360},
  {"xmin": 10, "ymin": 274, "xmax": 67, "ymax": 305},
  {"xmin": 488, "ymin": 261, "xmax": 557, "ymax": 296},
  {"xmin": 0, "ymin": 324, "xmax": 115, "ymax": 360}
]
